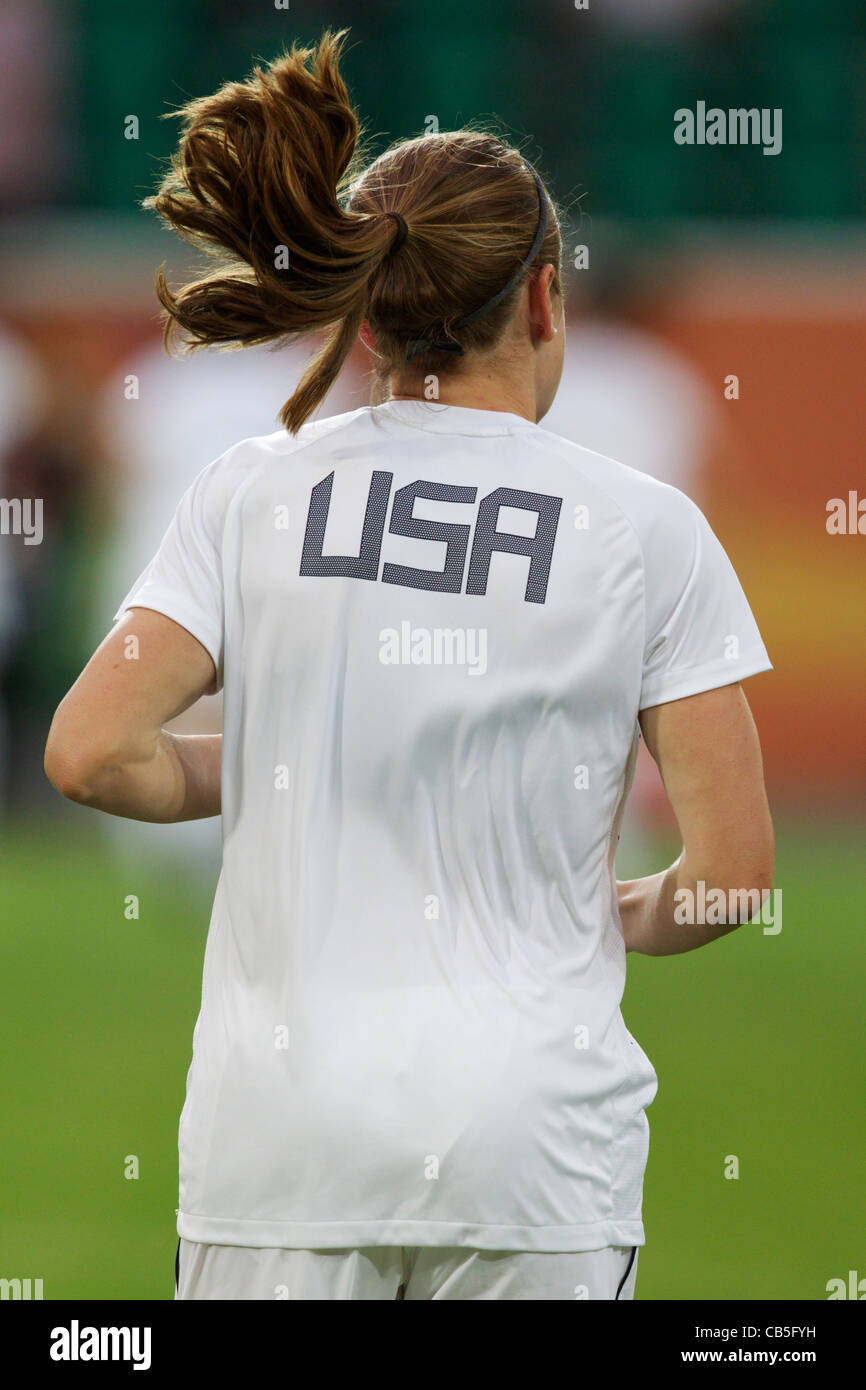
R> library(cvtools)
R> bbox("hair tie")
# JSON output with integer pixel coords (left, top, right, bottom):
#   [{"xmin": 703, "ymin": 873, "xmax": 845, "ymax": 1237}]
[{"xmin": 383, "ymin": 210, "xmax": 408, "ymax": 253}]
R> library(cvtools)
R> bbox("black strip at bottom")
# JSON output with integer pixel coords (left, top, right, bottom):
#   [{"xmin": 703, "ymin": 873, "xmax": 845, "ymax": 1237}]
[{"xmin": 615, "ymin": 1246, "xmax": 637, "ymax": 1300}]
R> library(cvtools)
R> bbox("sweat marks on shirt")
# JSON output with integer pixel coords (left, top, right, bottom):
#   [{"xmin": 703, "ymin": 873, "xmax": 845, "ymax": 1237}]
[{"xmin": 300, "ymin": 472, "xmax": 562, "ymax": 604}]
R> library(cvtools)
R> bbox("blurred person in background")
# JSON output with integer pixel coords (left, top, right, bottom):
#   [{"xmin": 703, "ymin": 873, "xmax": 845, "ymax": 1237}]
[
  {"xmin": 545, "ymin": 238, "xmax": 725, "ymax": 866},
  {"xmin": 95, "ymin": 336, "xmax": 364, "ymax": 878},
  {"xmin": 545, "ymin": 239, "xmax": 715, "ymax": 502},
  {"xmin": 0, "ymin": 327, "xmax": 108, "ymax": 819},
  {"xmin": 0, "ymin": 325, "xmax": 47, "ymax": 816},
  {"xmin": 0, "ymin": 0, "xmax": 70, "ymax": 210}
]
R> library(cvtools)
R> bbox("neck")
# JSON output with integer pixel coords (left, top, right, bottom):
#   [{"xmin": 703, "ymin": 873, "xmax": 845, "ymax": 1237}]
[{"xmin": 385, "ymin": 363, "xmax": 538, "ymax": 423}]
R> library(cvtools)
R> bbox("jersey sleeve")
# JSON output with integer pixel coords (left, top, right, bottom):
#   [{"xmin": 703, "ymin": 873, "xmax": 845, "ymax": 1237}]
[
  {"xmin": 639, "ymin": 490, "xmax": 772, "ymax": 710},
  {"xmin": 113, "ymin": 462, "xmax": 225, "ymax": 690}
]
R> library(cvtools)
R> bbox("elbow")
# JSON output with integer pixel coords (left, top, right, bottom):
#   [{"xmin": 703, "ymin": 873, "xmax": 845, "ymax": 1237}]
[
  {"xmin": 724, "ymin": 850, "xmax": 774, "ymax": 901},
  {"xmin": 44, "ymin": 717, "xmax": 114, "ymax": 806},
  {"xmin": 726, "ymin": 858, "xmax": 777, "ymax": 933},
  {"xmin": 683, "ymin": 824, "xmax": 775, "ymax": 932},
  {"xmin": 44, "ymin": 742, "xmax": 98, "ymax": 806},
  {"xmin": 738, "ymin": 821, "xmax": 775, "ymax": 904},
  {"xmin": 697, "ymin": 812, "xmax": 774, "ymax": 903},
  {"xmin": 714, "ymin": 857, "xmax": 774, "ymax": 909},
  {"xmin": 694, "ymin": 849, "xmax": 775, "ymax": 930}
]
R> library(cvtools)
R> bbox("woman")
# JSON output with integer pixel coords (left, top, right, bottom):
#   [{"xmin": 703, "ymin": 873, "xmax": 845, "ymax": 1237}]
[{"xmin": 45, "ymin": 30, "xmax": 773, "ymax": 1301}]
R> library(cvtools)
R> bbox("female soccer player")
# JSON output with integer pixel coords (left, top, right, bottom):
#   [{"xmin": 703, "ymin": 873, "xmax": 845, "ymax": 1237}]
[{"xmin": 44, "ymin": 30, "xmax": 773, "ymax": 1301}]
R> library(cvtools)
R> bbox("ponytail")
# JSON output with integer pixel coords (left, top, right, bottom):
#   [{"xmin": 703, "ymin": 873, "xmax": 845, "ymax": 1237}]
[
  {"xmin": 145, "ymin": 29, "xmax": 397, "ymax": 433},
  {"xmin": 146, "ymin": 29, "xmax": 562, "ymax": 434}
]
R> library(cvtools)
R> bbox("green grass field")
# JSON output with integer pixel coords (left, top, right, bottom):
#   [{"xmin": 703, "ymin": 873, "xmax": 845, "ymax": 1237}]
[{"xmin": 0, "ymin": 818, "xmax": 862, "ymax": 1300}]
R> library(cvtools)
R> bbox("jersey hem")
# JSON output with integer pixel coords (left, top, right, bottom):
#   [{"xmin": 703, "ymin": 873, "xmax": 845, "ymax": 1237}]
[
  {"xmin": 114, "ymin": 595, "xmax": 223, "ymax": 689},
  {"xmin": 638, "ymin": 653, "xmax": 772, "ymax": 710},
  {"xmin": 176, "ymin": 1212, "xmax": 646, "ymax": 1253}
]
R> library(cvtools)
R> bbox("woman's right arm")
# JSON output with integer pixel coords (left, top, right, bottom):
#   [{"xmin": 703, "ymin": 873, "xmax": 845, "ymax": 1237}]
[{"xmin": 617, "ymin": 681, "xmax": 774, "ymax": 956}]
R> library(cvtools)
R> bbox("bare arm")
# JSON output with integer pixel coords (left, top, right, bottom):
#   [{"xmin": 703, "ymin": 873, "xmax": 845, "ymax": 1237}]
[
  {"xmin": 618, "ymin": 683, "xmax": 773, "ymax": 956},
  {"xmin": 44, "ymin": 608, "xmax": 221, "ymax": 822}
]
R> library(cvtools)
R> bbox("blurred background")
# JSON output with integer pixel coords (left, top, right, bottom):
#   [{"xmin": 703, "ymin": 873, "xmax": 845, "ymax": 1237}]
[{"xmin": 0, "ymin": 0, "xmax": 863, "ymax": 1300}]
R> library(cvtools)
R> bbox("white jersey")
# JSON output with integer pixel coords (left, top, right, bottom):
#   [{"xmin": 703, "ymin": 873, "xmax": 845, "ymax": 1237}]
[{"xmin": 115, "ymin": 399, "xmax": 772, "ymax": 1252}]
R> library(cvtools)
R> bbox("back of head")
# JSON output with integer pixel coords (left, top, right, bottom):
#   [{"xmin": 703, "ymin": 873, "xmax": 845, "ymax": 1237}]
[{"xmin": 146, "ymin": 28, "xmax": 562, "ymax": 434}]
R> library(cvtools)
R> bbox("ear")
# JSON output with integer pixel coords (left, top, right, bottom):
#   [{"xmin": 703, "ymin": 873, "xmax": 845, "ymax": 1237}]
[
  {"xmin": 528, "ymin": 264, "xmax": 558, "ymax": 346},
  {"xmin": 359, "ymin": 319, "xmax": 379, "ymax": 354}
]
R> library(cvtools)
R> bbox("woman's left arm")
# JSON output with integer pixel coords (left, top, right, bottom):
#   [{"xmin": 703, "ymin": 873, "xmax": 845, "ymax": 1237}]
[{"xmin": 45, "ymin": 608, "xmax": 221, "ymax": 822}]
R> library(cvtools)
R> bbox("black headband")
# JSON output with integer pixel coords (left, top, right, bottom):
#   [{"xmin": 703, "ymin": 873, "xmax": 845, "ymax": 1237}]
[{"xmin": 405, "ymin": 162, "xmax": 550, "ymax": 362}]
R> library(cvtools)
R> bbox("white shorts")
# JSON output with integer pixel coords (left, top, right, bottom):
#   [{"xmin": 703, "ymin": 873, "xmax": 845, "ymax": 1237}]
[{"xmin": 174, "ymin": 1239, "xmax": 638, "ymax": 1301}]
